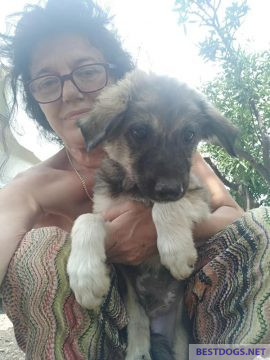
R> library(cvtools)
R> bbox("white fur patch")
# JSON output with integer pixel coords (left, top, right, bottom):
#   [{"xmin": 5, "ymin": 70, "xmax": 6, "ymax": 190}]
[
  {"xmin": 67, "ymin": 213, "xmax": 110, "ymax": 309},
  {"xmin": 152, "ymin": 194, "xmax": 209, "ymax": 280}
]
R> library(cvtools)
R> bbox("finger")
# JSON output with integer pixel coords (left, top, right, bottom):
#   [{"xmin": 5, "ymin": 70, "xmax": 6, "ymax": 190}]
[
  {"xmin": 101, "ymin": 201, "xmax": 133, "ymax": 221},
  {"xmin": 105, "ymin": 224, "xmax": 135, "ymax": 264},
  {"xmin": 102, "ymin": 201, "xmax": 146, "ymax": 221},
  {"xmin": 104, "ymin": 223, "xmax": 123, "ymax": 261},
  {"xmin": 106, "ymin": 239, "xmax": 127, "ymax": 264}
]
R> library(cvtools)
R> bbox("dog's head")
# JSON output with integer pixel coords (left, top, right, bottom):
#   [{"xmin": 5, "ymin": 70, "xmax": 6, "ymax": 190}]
[{"xmin": 79, "ymin": 70, "xmax": 238, "ymax": 202}]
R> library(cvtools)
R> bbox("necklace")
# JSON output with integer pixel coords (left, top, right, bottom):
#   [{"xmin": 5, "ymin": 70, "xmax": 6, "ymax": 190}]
[{"xmin": 65, "ymin": 148, "xmax": 93, "ymax": 202}]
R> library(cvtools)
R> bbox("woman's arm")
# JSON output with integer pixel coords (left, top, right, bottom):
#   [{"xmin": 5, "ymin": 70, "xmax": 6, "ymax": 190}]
[
  {"xmin": 191, "ymin": 152, "xmax": 244, "ymax": 246},
  {"xmin": 0, "ymin": 175, "xmax": 44, "ymax": 286}
]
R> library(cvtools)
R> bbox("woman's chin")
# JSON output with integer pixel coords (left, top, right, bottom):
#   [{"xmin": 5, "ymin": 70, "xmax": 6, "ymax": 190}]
[{"xmin": 64, "ymin": 133, "xmax": 87, "ymax": 149}]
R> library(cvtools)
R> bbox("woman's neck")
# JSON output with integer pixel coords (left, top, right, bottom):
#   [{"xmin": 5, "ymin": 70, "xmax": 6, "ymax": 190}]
[{"xmin": 65, "ymin": 145, "xmax": 105, "ymax": 171}]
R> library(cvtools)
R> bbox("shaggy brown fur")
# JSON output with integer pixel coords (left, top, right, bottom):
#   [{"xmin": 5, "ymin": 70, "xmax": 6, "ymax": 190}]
[{"xmin": 80, "ymin": 70, "xmax": 237, "ymax": 204}]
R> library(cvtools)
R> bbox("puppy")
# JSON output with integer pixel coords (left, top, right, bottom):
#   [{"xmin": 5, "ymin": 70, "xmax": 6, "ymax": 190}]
[{"xmin": 67, "ymin": 70, "xmax": 238, "ymax": 359}]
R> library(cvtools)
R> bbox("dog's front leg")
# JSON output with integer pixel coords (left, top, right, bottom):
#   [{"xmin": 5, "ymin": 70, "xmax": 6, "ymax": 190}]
[
  {"xmin": 152, "ymin": 200, "xmax": 200, "ymax": 280},
  {"xmin": 67, "ymin": 213, "xmax": 110, "ymax": 309},
  {"xmin": 173, "ymin": 289, "xmax": 189, "ymax": 360},
  {"xmin": 123, "ymin": 273, "xmax": 151, "ymax": 360}
]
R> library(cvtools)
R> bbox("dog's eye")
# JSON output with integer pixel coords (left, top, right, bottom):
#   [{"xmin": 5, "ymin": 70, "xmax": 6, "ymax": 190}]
[
  {"xmin": 128, "ymin": 124, "xmax": 149, "ymax": 142},
  {"xmin": 183, "ymin": 129, "xmax": 195, "ymax": 143}
]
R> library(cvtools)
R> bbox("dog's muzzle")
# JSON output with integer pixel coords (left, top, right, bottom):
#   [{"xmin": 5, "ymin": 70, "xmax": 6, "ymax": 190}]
[{"xmin": 151, "ymin": 179, "xmax": 185, "ymax": 202}]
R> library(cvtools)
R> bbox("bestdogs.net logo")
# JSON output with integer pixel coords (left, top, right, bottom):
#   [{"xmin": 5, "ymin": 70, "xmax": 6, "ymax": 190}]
[{"xmin": 189, "ymin": 344, "xmax": 270, "ymax": 360}]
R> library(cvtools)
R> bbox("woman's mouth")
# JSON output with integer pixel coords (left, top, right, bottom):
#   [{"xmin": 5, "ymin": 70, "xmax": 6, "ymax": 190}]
[{"xmin": 64, "ymin": 109, "xmax": 91, "ymax": 120}]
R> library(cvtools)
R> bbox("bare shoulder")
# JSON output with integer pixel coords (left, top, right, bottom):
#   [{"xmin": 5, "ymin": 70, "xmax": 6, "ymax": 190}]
[
  {"xmin": 2, "ymin": 149, "xmax": 85, "ymax": 218},
  {"xmin": 9, "ymin": 149, "xmax": 68, "ymax": 195}
]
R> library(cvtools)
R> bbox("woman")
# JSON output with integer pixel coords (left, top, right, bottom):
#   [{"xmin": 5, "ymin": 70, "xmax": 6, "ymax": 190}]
[{"xmin": 0, "ymin": 0, "xmax": 268, "ymax": 359}]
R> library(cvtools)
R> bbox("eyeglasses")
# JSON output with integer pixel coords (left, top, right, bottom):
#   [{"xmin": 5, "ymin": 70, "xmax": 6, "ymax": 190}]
[{"xmin": 27, "ymin": 63, "xmax": 115, "ymax": 104}]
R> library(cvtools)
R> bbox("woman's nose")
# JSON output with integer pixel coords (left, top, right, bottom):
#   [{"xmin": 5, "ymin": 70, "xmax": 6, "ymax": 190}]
[{"xmin": 61, "ymin": 79, "xmax": 84, "ymax": 102}]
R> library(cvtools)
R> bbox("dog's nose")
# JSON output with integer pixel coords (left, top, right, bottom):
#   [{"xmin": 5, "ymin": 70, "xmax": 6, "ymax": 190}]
[{"xmin": 154, "ymin": 179, "xmax": 183, "ymax": 200}]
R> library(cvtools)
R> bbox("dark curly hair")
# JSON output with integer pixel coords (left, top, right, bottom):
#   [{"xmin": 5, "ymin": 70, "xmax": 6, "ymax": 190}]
[{"xmin": 0, "ymin": 0, "xmax": 134, "ymax": 143}]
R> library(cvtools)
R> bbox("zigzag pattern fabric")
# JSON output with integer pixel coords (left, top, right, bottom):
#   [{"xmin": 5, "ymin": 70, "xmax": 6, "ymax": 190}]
[
  {"xmin": 1, "ymin": 227, "xmax": 128, "ymax": 360},
  {"xmin": 1, "ymin": 207, "xmax": 270, "ymax": 359},
  {"xmin": 186, "ymin": 206, "xmax": 270, "ymax": 344}
]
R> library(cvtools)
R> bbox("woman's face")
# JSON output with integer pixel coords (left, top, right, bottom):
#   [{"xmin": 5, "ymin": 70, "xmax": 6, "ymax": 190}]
[{"xmin": 30, "ymin": 34, "xmax": 110, "ymax": 149}]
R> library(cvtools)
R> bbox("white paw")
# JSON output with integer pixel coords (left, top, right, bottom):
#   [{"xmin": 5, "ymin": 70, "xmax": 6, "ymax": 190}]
[
  {"xmin": 160, "ymin": 246, "xmax": 197, "ymax": 280},
  {"xmin": 67, "ymin": 213, "xmax": 110, "ymax": 309},
  {"xmin": 68, "ymin": 259, "xmax": 110, "ymax": 309}
]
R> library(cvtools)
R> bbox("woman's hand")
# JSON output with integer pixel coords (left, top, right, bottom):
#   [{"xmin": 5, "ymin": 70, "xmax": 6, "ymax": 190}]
[{"xmin": 104, "ymin": 201, "xmax": 157, "ymax": 265}]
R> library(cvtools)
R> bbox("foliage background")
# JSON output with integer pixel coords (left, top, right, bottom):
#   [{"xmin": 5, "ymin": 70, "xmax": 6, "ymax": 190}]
[{"xmin": 174, "ymin": 0, "xmax": 270, "ymax": 209}]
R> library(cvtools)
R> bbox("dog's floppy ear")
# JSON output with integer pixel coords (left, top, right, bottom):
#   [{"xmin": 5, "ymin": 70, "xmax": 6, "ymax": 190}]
[
  {"xmin": 78, "ymin": 83, "xmax": 129, "ymax": 151},
  {"xmin": 199, "ymin": 100, "xmax": 239, "ymax": 157}
]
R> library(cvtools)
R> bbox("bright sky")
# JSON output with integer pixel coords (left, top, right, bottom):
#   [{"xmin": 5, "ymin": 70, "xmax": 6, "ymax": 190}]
[{"xmin": 0, "ymin": 0, "xmax": 269, "ymax": 160}]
